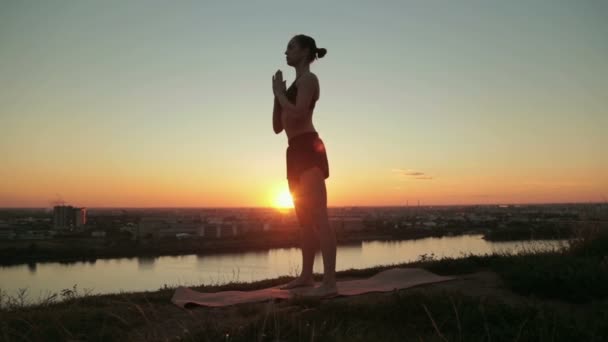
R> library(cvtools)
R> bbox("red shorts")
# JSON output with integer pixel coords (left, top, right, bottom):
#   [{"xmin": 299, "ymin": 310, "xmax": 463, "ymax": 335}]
[{"xmin": 286, "ymin": 131, "xmax": 330, "ymax": 192}]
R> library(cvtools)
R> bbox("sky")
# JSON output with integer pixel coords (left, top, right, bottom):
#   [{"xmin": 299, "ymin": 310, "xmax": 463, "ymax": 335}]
[{"xmin": 1, "ymin": 0, "xmax": 607, "ymax": 208}]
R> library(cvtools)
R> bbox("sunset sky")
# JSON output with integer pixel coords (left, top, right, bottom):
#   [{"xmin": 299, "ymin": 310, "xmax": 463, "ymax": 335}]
[{"xmin": 1, "ymin": 1, "xmax": 607, "ymax": 208}]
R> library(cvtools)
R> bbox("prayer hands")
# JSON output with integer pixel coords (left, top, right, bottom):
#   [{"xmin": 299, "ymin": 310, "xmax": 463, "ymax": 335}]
[{"xmin": 272, "ymin": 69, "xmax": 286, "ymax": 97}]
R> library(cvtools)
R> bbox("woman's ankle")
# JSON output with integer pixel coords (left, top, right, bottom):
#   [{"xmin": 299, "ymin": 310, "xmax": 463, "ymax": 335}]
[
  {"xmin": 299, "ymin": 273, "xmax": 314, "ymax": 280},
  {"xmin": 321, "ymin": 276, "xmax": 336, "ymax": 286}
]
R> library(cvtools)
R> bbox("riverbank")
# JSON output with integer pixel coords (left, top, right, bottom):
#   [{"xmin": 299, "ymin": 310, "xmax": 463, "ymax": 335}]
[
  {"xmin": 0, "ymin": 227, "xmax": 477, "ymax": 266},
  {"xmin": 1, "ymin": 226, "xmax": 606, "ymax": 341},
  {"xmin": 0, "ymin": 223, "xmax": 576, "ymax": 266}
]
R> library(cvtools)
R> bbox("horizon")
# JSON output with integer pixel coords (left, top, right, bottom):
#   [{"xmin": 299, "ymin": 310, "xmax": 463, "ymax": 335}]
[
  {"xmin": 1, "ymin": 1, "xmax": 607, "ymax": 208},
  {"xmin": 1, "ymin": 200, "xmax": 606, "ymax": 211}
]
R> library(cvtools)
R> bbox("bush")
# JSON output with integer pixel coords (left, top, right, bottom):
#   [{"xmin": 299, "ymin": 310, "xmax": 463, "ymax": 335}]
[
  {"xmin": 495, "ymin": 253, "xmax": 608, "ymax": 303},
  {"xmin": 568, "ymin": 221, "xmax": 608, "ymax": 258}
]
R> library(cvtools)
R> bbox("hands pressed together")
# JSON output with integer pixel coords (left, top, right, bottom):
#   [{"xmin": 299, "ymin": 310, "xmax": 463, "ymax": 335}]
[{"xmin": 272, "ymin": 69, "xmax": 286, "ymax": 97}]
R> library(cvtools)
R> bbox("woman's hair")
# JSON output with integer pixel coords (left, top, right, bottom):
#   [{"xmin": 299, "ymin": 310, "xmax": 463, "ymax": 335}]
[{"xmin": 293, "ymin": 34, "xmax": 327, "ymax": 63}]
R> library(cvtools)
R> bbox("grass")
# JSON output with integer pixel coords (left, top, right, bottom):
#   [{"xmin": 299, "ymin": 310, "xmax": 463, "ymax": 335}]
[
  {"xmin": 422, "ymin": 223, "xmax": 608, "ymax": 304},
  {"xmin": 230, "ymin": 291, "xmax": 608, "ymax": 342},
  {"xmin": 1, "ymin": 220, "xmax": 607, "ymax": 341}
]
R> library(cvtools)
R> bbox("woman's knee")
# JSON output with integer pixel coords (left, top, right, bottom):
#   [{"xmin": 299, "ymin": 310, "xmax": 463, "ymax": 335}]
[
  {"xmin": 311, "ymin": 206, "xmax": 329, "ymax": 229},
  {"xmin": 294, "ymin": 199, "xmax": 314, "ymax": 228},
  {"xmin": 299, "ymin": 196, "xmax": 328, "ymax": 228}
]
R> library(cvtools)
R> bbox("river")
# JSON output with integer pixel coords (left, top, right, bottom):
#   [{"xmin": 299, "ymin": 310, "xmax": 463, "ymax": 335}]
[{"xmin": 0, "ymin": 234, "xmax": 568, "ymax": 304}]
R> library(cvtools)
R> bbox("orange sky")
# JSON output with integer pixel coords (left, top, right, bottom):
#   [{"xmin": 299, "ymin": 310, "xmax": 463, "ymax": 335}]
[{"xmin": 1, "ymin": 1, "xmax": 607, "ymax": 208}]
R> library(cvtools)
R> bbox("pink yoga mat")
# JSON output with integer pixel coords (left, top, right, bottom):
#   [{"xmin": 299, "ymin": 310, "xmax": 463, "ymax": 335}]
[{"xmin": 171, "ymin": 268, "xmax": 456, "ymax": 308}]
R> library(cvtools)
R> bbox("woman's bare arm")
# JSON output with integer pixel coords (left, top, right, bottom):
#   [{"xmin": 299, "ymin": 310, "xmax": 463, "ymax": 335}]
[{"xmin": 272, "ymin": 96, "xmax": 283, "ymax": 134}]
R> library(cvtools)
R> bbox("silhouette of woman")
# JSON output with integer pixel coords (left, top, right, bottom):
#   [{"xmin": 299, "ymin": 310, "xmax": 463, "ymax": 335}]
[{"xmin": 272, "ymin": 34, "xmax": 337, "ymax": 297}]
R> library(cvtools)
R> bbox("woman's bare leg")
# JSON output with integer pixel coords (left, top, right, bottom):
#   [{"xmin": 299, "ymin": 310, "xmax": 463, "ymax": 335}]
[
  {"xmin": 296, "ymin": 200, "xmax": 317, "ymax": 280},
  {"xmin": 279, "ymin": 181, "xmax": 316, "ymax": 289},
  {"xmin": 299, "ymin": 167, "xmax": 337, "ymax": 296}
]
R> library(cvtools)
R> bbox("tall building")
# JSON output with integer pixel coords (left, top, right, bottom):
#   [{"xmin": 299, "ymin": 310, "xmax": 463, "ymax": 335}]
[
  {"xmin": 53, "ymin": 205, "xmax": 87, "ymax": 229},
  {"xmin": 75, "ymin": 207, "xmax": 87, "ymax": 226},
  {"xmin": 53, "ymin": 205, "xmax": 71, "ymax": 228}
]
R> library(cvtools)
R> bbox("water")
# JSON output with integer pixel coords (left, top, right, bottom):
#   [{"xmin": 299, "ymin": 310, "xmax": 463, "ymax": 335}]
[{"xmin": 0, "ymin": 235, "xmax": 568, "ymax": 304}]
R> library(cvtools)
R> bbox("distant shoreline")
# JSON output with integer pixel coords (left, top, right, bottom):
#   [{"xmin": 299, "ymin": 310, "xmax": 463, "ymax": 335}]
[
  {"xmin": 0, "ymin": 230, "xmax": 457, "ymax": 266},
  {"xmin": 0, "ymin": 224, "xmax": 574, "ymax": 266}
]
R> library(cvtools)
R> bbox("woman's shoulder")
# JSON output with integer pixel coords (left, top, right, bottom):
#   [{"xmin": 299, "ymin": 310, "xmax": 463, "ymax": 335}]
[{"xmin": 297, "ymin": 72, "xmax": 319, "ymax": 86}]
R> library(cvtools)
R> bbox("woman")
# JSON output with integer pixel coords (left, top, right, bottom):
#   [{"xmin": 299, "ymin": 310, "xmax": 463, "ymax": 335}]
[{"xmin": 271, "ymin": 34, "xmax": 337, "ymax": 298}]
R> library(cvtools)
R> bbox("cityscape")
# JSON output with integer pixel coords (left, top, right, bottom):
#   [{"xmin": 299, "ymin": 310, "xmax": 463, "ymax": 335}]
[{"xmin": 1, "ymin": 202, "xmax": 603, "ymax": 242}]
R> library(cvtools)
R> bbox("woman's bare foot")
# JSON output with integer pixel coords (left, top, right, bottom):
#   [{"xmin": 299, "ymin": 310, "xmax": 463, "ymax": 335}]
[
  {"xmin": 279, "ymin": 275, "xmax": 315, "ymax": 290},
  {"xmin": 301, "ymin": 282, "xmax": 338, "ymax": 298}
]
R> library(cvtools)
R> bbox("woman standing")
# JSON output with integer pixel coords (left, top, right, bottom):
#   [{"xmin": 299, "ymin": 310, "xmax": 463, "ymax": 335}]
[{"xmin": 272, "ymin": 34, "xmax": 337, "ymax": 298}]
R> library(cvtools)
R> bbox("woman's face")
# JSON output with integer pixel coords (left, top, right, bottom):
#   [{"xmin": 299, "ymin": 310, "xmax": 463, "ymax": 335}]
[{"xmin": 284, "ymin": 38, "xmax": 307, "ymax": 66}]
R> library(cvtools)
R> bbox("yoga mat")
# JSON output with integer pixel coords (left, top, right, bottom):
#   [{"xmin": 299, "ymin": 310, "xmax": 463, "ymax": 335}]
[{"xmin": 171, "ymin": 268, "xmax": 456, "ymax": 308}]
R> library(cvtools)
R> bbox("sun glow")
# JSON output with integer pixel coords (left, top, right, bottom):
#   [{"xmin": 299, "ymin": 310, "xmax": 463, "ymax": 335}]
[{"xmin": 274, "ymin": 187, "xmax": 294, "ymax": 209}]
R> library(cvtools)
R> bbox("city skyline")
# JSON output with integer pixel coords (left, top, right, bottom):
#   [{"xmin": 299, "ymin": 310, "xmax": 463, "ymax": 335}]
[{"xmin": 1, "ymin": 1, "xmax": 607, "ymax": 208}]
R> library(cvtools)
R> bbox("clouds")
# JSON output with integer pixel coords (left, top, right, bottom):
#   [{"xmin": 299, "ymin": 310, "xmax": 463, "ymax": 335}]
[{"xmin": 391, "ymin": 168, "xmax": 434, "ymax": 180}]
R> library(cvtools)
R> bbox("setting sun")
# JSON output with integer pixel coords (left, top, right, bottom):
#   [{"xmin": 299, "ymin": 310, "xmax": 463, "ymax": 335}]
[{"xmin": 274, "ymin": 188, "xmax": 294, "ymax": 209}]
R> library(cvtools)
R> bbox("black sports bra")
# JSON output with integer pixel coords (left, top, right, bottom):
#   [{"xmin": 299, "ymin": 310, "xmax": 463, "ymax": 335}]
[{"xmin": 285, "ymin": 74, "xmax": 316, "ymax": 109}]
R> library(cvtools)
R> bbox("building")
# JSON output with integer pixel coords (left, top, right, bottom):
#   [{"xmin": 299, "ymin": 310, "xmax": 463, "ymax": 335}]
[
  {"xmin": 138, "ymin": 217, "xmax": 207, "ymax": 239},
  {"xmin": 138, "ymin": 217, "xmax": 170, "ymax": 239},
  {"xmin": 330, "ymin": 216, "xmax": 365, "ymax": 232},
  {"xmin": 75, "ymin": 208, "xmax": 87, "ymax": 226},
  {"xmin": 53, "ymin": 205, "xmax": 87, "ymax": 229},
  {"xmin": 157, "ymin": 222, "xmax": 205, "ymax": 238}
]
